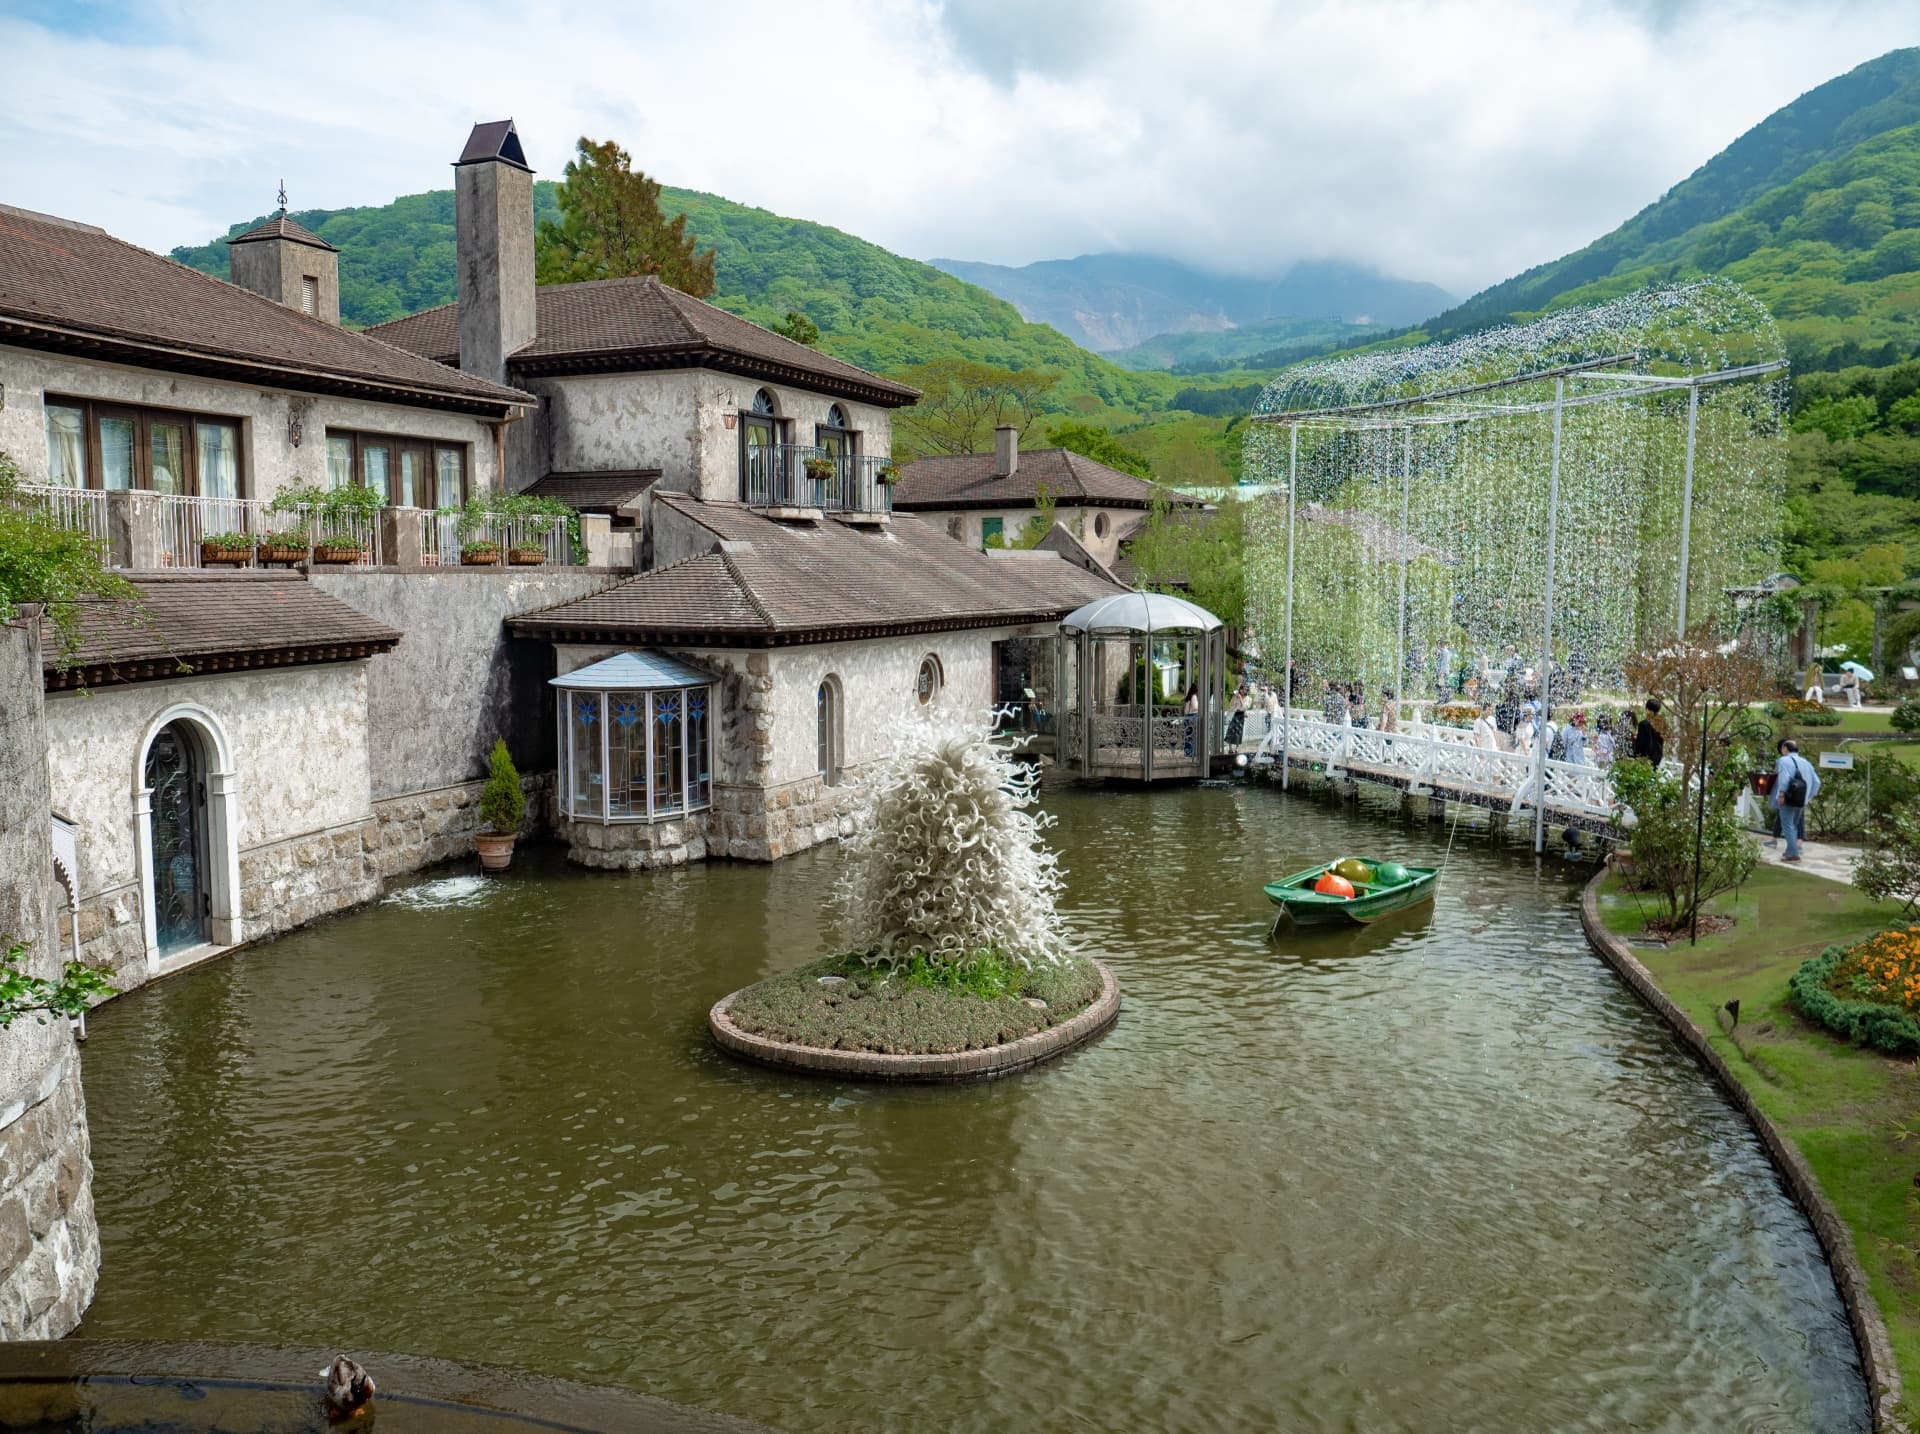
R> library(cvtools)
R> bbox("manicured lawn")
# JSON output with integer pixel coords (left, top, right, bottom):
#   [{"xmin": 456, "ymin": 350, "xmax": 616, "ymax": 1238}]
[{"xmin": 1595, "ymin": 865, "xmax": 1920, "ymax": 1410}]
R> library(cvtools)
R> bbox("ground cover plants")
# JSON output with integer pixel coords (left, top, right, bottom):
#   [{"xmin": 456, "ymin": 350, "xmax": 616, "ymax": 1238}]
[{"xmin": 723, "ymin": 950, "xmax": 1101, "ymax": 1055}]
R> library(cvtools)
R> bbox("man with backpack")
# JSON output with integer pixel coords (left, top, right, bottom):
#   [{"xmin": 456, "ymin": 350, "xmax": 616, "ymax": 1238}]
[{"xmin": 1771, "ymin": 738, "xmax": 1821, "ymax": 863}]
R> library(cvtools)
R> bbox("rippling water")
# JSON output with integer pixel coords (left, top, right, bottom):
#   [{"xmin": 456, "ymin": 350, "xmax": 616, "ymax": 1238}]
[{"xmin": 77, "ymin": 784, "xmax": 1867, "ymax": 1432}]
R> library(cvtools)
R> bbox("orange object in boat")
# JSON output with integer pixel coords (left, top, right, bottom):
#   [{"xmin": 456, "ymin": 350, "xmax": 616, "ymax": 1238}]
[{"xmin": 1312, "ymin": 871, "xmax": 1355, "ymax": 898}]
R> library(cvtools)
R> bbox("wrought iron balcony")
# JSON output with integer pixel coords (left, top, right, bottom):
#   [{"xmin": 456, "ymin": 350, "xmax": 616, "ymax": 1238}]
[{"xmin": 741, "ymin": 445, "xmax": 893, "ymax": 519}]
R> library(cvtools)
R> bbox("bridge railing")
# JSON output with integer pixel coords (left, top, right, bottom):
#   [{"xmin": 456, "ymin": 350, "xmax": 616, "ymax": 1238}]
[{"xmin": 1257, "ymin": 712, "xmax": 1617, "ymax": 822}]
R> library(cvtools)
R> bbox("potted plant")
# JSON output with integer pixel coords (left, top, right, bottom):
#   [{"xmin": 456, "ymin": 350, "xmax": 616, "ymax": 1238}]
[
  {"xmin": 475, "ymin": 738, "xmax": 525, "ymax": 872},
  {"xmin": 256, "ymin": 528, "xmax": 310, "ymax": 565},
  {"xmin": 462, "ymin": 538, "xmax": 502, "ymax": 566},
  {"xmin": 507, "ymin": 542, "xmax": 547, "ymax": 566},
  {"xmin": 313, "ymin": 532, "xmax": 366, "ymax": 564},
  {"xmin": 876, "ymin": 462, "xmax": 900, "ymax": 486},
  {"xmin": 200, "ymin": 531, "xmax": 252, "ymax": 567},
  {"xmin": 804, "ymin": 455, "xmax": 835, "ymax": 484}
]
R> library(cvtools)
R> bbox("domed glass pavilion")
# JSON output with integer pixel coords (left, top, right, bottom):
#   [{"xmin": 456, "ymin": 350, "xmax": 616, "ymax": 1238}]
[{"xmin": 1056, "ymin": 592, "xmax": 1227, "ymax": 781}]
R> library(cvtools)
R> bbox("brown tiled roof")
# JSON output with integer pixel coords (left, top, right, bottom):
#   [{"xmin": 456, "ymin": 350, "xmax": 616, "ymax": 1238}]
[
  {"xmin": 891, "ymin": 448, "xmax": 1194, "ymax": 511},
  {"xmin": 1034, "ymin": 522, "xmax": 1123, "ymax": 585},
  {"xmin": 523, "ymin": 469, "xmax": 660, "ymax": 515},
  {"xmin": 43, "ymin": 571, "xmax": 401, "ymax": 691},
  {"xmin": 227, "ymin": 214, "xmax": 335, "ymax": 251},
  {"xmin": 366, "ymin": 276, "xmax": 919, "ymax": 407},
  {"xmin": 508, "ymin": 493, "xmax": 1123, "ymax": 644},
  {"xmin": 0, "ymin": 204, "xmax": 532, "ymax": 415}
]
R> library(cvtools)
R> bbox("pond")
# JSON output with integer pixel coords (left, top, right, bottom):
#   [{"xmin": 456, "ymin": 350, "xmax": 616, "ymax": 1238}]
[{"xmin": 75, "ymin": 785, "xmax": 1868, "ymax": 1432}]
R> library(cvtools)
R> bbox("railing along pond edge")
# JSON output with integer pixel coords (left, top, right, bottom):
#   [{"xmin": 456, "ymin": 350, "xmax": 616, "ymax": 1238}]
[{"xmin": 1578, "ymin": 869, "xmax": 1905, "ymax": 1434}]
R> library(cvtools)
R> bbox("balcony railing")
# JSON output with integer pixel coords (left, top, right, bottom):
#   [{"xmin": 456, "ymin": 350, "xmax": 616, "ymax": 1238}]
[
  {"xmin": 20, "ymin": 486, "xmax": 579, "ymax": 570},
  {"xmin": 742, "ymin": 445, "xmax": 893, "ymax": 517},
  {"xmin": 14, "ymin": 484, "xmax": 110, "ymax": 547},
  {"xmin": 414, "ymin": 510, "xmax": 574, "ymax": 567}
]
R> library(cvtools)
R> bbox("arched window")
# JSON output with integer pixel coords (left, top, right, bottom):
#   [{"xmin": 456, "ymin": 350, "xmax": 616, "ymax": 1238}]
[
  {"xmin": 815, "ymin": 403, "xmax": 855, "ymax": 499},
  {"xmin": 741, "ymin": 389, "xmax": 782, "ymax": 504},
  {"xmin": 817, "ymin": 677, "xmax": 842, "ymax": 785},
  {"xmin": 915, "ymin": 654, "xmax": 943, "ymax": 706}
]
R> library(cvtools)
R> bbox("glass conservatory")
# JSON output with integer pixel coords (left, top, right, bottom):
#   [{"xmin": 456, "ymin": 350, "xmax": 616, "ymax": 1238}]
[
  {"xmin": 554, "ymin": 652, "xmax": 715, "ymax": 823},
  {"xmin": 1056, "ymin": 592, "xmax": 1227, "ymax": 781}
]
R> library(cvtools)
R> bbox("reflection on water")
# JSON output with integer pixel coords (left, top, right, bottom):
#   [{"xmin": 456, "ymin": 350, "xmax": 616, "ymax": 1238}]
[{"xmin": 76, "ymin": 784, "xmax": 1868, "ymax": 1433}]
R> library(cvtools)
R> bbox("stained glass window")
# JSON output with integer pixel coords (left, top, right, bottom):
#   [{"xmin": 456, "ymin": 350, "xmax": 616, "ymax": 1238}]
[{"xmin": 559, "ymin": 680, "xmax": 714, "ymax": 823}]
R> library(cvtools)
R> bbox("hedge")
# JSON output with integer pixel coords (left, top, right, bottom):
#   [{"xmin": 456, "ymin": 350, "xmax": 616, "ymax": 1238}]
[{"xmin": 1788, "ymin": 944, "xmax": 1920, "ymax": 1055}]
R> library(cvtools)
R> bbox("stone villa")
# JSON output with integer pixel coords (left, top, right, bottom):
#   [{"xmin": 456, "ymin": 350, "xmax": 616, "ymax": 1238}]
[{"xmin": 2, "ymin": 115, "xmax": 1120, "ymax": 995}]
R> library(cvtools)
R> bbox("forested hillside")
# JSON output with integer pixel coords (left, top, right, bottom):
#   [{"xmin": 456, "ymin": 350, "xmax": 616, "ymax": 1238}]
[
  {"xmin": 1417, "ymin": 47, "xmax": 1920, "ymax": 371},
  {"xmin": 170, "ymin": 184, "xmax": 1256, "ymax": 485}
]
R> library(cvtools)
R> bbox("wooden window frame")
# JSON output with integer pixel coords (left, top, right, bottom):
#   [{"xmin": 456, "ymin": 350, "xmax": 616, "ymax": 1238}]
[
  {"xmin": 45, "ymin": 394, "xmax": 247, "ymax": 497},
  {"xmin": 324, "ymin": 428, "xmax": 471, "ymax": 508}
]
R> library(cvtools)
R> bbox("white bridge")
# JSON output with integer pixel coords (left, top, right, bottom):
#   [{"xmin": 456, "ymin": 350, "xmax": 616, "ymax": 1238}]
[{"xmin": 1248, "ymin": 710, "xmax": 1618, "ymax": 836}]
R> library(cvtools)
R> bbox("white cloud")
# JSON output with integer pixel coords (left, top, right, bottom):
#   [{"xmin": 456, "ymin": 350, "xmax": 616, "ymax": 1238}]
[{"xmin": 0, "ymin": 0, "xmax": 1915, "ymax": 297}]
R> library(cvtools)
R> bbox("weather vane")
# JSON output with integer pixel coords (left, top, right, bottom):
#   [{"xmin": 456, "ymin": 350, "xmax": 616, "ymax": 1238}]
[{"xmin": 277, "ymin": 179, "xmax": 288, "ymax": 214}]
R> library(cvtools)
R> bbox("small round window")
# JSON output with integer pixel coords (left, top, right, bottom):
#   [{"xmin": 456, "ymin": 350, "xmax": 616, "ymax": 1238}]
[
  {"xmin": 915, "ymin": 655, "xmax": 943, "ymax": 705},
  {"xmin": 1094, "ymin": 512, "xmax": 1110, "ymax": 538}
]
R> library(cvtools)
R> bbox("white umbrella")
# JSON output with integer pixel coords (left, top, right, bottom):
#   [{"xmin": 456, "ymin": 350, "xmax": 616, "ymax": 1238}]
[{"xmin": 1841, "ymin": 660, "xmax": 1875, "ymax": 680}]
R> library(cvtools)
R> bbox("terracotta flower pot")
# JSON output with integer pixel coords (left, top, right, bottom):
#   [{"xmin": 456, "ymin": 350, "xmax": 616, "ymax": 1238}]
[
  {"xmin": 475, "ymin": 832, "xmax": 516, "ymax": 872},
  {"xmin": 462, "ymin": 550, "xmax": 501, "ymax": 567},
  {"xmin": 507, "ymin": 546, "xmax": 546, "ymax": 566},
  {"xmin": 201, "ymin": 544, "xmax": 251, "ymax": 567},
  {"xmin": 256, "ymin": 542, "xmax": 307, "ymax": 566},
  {"xmin": 313, "ymin": 546, "xmax": 365, "ymax": 565}
]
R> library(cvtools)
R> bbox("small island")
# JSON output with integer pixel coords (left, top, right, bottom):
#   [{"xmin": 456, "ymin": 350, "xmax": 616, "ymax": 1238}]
[{"xmin": 710, "ymin": 715, "xmax": 1119, "ymax": 1081}]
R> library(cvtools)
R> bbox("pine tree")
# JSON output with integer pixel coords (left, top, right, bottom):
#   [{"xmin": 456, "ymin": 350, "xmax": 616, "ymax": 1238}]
[{"xmin": 534, "ymin": 138, "xmax": 716, "ymax": 297}]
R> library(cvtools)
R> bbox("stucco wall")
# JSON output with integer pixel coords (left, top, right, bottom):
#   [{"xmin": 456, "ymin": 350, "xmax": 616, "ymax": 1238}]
[
  {"xmin": 0, "ymin": 345, "xmax": 505, "ymax": 503},
  {"xmin": 551, "ymin": 621, "xmax": 1050, "ymax": 865},
  {"xmin": 906, "ymin": 504, "xmax": 1137, "ymax": 565},
  {"xmin": 43, "ymin": 664, "xmax": 375, "ymax": 987},
  {"xmin": 532, "ymin": 368, "xmax": 894, "ymax": 503},
  {"xmin": 309, "ymin": 568, "xmax": 616, "ymax": 800},
  {"xmin": 0, "ymin": 615, "xmax": 98, "ymax": 1339}
]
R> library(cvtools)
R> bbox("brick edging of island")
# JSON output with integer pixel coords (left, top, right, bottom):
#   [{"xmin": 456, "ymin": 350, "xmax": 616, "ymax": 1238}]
[
  {"xmin": 1579, "ymin": 870, "xmax": 1905, "ymax": 1434},
  {"xmin": 708, "ymin": 959, "xmax": 1121, "ymax": 1083}
]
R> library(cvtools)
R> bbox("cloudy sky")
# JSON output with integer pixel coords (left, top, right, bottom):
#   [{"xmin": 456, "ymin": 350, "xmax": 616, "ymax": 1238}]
[{"xmin": 2, "ymin": 0, "xmax": 1916, "ymax": 299}]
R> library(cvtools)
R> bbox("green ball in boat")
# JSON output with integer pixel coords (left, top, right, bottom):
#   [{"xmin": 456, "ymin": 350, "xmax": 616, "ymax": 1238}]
[
  {"xmin": 1373, "ymin": 860, "xmax": 1411, "ymax": 886},
  {"xmin": 1331, "ymin": 857, "xmax": 1375, "ymax": 884}
]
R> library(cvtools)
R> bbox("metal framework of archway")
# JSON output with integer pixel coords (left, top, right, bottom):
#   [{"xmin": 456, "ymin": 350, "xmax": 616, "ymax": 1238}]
[{"xmin": 1244, "ymin": 281, "xmax": 1789, "ymax": 852}]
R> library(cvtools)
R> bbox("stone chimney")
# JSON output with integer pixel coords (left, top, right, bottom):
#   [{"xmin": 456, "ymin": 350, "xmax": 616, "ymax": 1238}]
[
  {"xmin": 227, "ymin": 213, "xmax": 340, "ymax": 324},
  {"xmin": 454, "ymin": 119, "xmax": 536, "ymax": 386},
  {"xmin": 993, "ymin": 424, "xmax": 1019, "ymax": 479}
]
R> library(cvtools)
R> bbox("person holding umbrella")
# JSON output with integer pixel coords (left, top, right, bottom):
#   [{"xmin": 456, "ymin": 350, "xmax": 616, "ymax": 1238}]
[{"xmin": 1840, "ymin": 660, "xmax": 1873, "ymax": 709}]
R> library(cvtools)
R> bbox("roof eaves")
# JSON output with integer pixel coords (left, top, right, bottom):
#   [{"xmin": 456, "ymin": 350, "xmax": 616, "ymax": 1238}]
[{"xmin": 0, "ymin": 315, "xmax": 535, "ymax": 415}]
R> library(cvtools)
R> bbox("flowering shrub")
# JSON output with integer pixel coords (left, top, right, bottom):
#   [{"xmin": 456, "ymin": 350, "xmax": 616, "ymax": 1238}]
[
  {"xmin": 834, "ymin": 714, "xmax": 1067, "ymax": 970},
  {"xmin": 1854, "ymin": 804, "xmax": 1920, "ymax": 917},
  {"xmin": 1833, "ymin": 927, "xmax": 1920, "ymax": 1009},
  {"xmin": 1790, "ymin": 930, "xmax": 1920, "ymax": 1054}
]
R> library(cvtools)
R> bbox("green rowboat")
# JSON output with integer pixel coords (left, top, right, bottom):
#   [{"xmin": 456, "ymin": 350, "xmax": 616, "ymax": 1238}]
[{"xmin": 1265, "ymin": 858, "xmax": 1438, "ymax": 930}]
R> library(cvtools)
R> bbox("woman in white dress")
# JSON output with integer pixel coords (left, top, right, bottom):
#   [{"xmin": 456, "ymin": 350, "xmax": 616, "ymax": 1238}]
[
  {"xmin": 1514, "ymin": 701, "xmax": 1539, "ymax": 757},
  {"xmin": 1472, "ymin": 702, "xmax": 1500, "ymax": 750}
]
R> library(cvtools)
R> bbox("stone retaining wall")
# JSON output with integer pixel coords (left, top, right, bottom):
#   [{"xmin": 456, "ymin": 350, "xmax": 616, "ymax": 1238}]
[
  {"xmin": 375, "ymin": 773, "xmax": 550, "ymax": 879},
  {"xmin": 0, "ymin": 1055, "xmax": 97, "ymax": 1338},
  {"xmin": 0, "ymin": 613, "xmax": 97, "ymax": 1337},
  {"xmin": 1578, "ymin": 872, "xmax": 1904, "ymax": 1434},
  {"xmin": 238, "ymin": 820, "xmax": 381, "ymax": 943}
]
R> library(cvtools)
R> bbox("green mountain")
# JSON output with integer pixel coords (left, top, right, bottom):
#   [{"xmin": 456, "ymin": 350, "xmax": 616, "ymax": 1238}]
[
  {"xmin": 1418, "ymin": 47, "xmax": 1920, "ymax": 371},
  {"xmin": 1109, "ymin": 315, "xmax": 1389, "ymax": 373},
  {"xmin": 168, "ymin": 185, "xmax": 1258, "ymax": 484}
]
